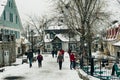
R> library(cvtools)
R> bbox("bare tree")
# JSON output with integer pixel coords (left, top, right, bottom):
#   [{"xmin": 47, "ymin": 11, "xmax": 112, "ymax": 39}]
[
  {"xmin": 54, "ymin": 0, "xmax": 110, "ymax": 56},
  {"xmin": 26, "ymin": 15, "xmax": 56, "ymax": 42}
]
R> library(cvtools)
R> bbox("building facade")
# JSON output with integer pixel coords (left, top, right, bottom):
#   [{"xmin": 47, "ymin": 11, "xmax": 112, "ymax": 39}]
[
  {"xmin": 103, "ymin": 22, "xmax": 120, "ymax": 57},
  {"xmin": 0, "ymin": 0, "xmax": 23, "ymax": 66},
  {"xmin": 44, "ymin": 26, "xmax": 80, "ymax": 53}
]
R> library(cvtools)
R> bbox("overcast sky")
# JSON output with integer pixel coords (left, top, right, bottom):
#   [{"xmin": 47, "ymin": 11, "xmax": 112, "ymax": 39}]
[
  {"xmin": 15, "ymin": 0, "xmax": 120, "ymax": 26},
  {"xmin": 15, "ymin": 0, "xmax": 55, "ymax": 24}
]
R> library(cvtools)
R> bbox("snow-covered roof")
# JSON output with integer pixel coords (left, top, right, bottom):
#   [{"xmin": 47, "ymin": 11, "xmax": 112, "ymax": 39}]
[
  {"xmin": 113, "ymin": 41, "xmax": 120, "ymax": 46},
  {"xmin": 0, "ymin": 0, "xmax": 7, "ymax": 17},
  {"xmin": 44, "ymin": 34, "xmax": 52, "ymax": 42},
  {"xmin": 55, "ymin": 34, "xmax": 69, "ymax": 42},
  {"xmin": 44, "ymin": 34, "xmax": 69, "ymax": 43},
  {"xmin": 48, "ymin": 25, "xmax": 68, "ymax": 30},
  {"xmin": 34, "ymin": 33, "xmax": 39, "ymax": 37},
  {"xmin": 44, "ymin": 33, "xmax": 81, "ymax": 43},
  {"xmin": 21, "ymin": 36, "xmax": 31, "ymax": 45},
  {"xmin": 103, "ymin": 38, "xmax": 116, "ymax": 41}
]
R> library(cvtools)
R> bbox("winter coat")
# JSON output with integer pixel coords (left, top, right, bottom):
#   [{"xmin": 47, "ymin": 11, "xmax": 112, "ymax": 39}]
[
  {"xmin": 70, "ymin": 53, "xmax": 75, "ymax": 61},
  {"xmin": 27, "ymin": 52, "xmax": 33, "ymax": 59},
  {"xmin": 37, "ymin": 54, "xmax": 43, "ymax": 61},
  {"xmin": 51, "ymin": 50, "xmax": 55, "ymax": 54},
  {"xmin": 60, "ymin": 49, "xmax": 64, "ymax": 55},
  {"xmin": 57, "ymin": 54, "xmax": 63, "ymax": 62},
  {"xmin": 68, "ymin": 49, "xmax": 71, "ymax": 55}
]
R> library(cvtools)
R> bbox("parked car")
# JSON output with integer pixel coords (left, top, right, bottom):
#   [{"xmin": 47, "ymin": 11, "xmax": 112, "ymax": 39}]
[
  {"xmin": 22, "ymin": 55, "xmax": 28, "ymax": 64},
  {"xmin": 22, "ymin": 53, "xmax": 37, "ymax": 64}
]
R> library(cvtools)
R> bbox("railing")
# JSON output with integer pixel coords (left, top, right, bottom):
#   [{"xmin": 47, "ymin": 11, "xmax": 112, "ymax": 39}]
[{"xmin": 80, "ymin": 56, "xmax": 120, "ymax": 80}]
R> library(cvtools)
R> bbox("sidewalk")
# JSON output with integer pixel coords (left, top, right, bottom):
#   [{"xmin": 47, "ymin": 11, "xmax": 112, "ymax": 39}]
[{"xmin": 0, "ymin": 52, "xmax": 82, "ymax": 80}]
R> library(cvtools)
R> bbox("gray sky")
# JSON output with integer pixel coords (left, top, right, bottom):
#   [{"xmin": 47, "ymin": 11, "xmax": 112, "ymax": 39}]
[
  {"xmin": 15, "ymin": 0, "xmax": 54, "ymax": 24},
  {"xmin": 15, "ymin": 0, "xmax": 120, "ymax": 25}
]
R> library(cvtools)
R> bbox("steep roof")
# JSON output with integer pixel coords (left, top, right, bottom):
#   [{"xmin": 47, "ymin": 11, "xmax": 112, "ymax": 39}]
[
  {"xmin": 48, "ymin": 25, "xmax": 68, "ymax": 30},
  {"xmin": 44, "ymin": 34, "xmax": 69, "ymax": 43},
  {"xmin": 0, "ymin": 0, "xmax": 7, "ymax": 17},
  {"xmin": 55, "ymin": 34, "xmax": 69, "ymax": 42}
]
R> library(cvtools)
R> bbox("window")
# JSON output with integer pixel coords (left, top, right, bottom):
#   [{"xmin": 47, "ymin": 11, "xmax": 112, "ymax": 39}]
[
  {"xmin": 0, "ymin": 34, "xmax": 2, "ymax": 41},
  {"xmin": 47, "ymin": 45, "xmax": 50, "ymax": 48},
  {"xmin": 9, "ymin": 1, "xmax": 11, "ymax": 7},
  {"xmin": 11, "ymin": 2, "xmax": 13, "ymax": 8},
  {"xmin": 15, "ymin": 31, "xmax": 17, "ymax": 38},
  {"xmin": 9, "ymin": 13, "xmax": 13, "ymax": 22},
  {"xmin": 16, "ymin": 15, "xmax": 18, "ymax": 24},
  {"xmin": 18, "ymin": 47, "xmax": 21, "ymax": 53},
  {"xmin": 3, "ymin": 10, "xmax": 6, "ymax": 20},
  {"xmin": 50, "ymin": 33, "xmax": 54, "ymax": 39},
  {"xmin": 117, "ymin": 52, "xmax": 120, "ymax": 58},
  {"xmin": 17, "ymin": 32, "xmax": 20, "ymax": 39}
]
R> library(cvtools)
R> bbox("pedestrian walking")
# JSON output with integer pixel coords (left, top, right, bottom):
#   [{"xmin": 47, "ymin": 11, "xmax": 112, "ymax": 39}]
[
  {"xmin": 27, "ymin": 49, "xmax": 33, "ymax": 68},
  {"xmin": 69, "ymin": 52, "xmax": 76, "ymax": 70},
  {"xmin": 37, "ymin": 53, "xmax": 43, "ymax": 67},
  {"xmin": 57, "ymin": 53, "xmax": 64, "ymax": 70},
  {"xmin": 51, "ymin": 49, "xmax": 55, "ymax": 58},
  {"xmin": 57, "ymin": 49, "xmax": 61, "ymax": 57},
  {"xmin": 80, "ymin": 54, "xmax": 84, "ymax": 69},
  {"xmin": 54, "ymin": 48, "xmax": 57, "ymax": 57},
  {"xmin": 68, "ymin": 48, "xmax": 71, "ymax": 55},
  {"xmin": 60, "ymin": 48, "xmax": 64, "ymax": 57}
]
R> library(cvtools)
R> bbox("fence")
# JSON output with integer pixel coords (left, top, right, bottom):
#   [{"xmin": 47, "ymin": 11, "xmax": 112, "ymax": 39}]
[{"xmin": 80, "ymin": 56, "xmax": 120, "ymax": 80}]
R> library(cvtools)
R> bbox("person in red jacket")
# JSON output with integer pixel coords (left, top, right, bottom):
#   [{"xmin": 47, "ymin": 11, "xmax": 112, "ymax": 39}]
[
  {"xmin": 60, "ymin": 49, "xmax": 64, "ymax": 59},
  {"xmin": 37, "ymin": 53, "xmax": 43, "ymax": 67},
  {"xmin": 60, "ymin": 49, "xmax": 64, "ymax": 55},
  {"xmin": 69, "ymin": 52, "xmax": 76, "ymax": 70}
]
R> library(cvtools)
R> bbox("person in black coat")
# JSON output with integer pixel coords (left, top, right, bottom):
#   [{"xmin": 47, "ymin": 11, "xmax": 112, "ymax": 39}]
[
  {"xmin": 54, "ymin": 48, "xmax": 57, "ymax": 57},
  {"xmin": 57, "ymin": 53, "xmax": 64, "ymax": 70},
  {"xmin": 51, "ymin": 50, "xmax": 55, "ymax": 58},
  {"xmin": 27, "ymin": 49, "xmax": 33, "ymax": 68}
]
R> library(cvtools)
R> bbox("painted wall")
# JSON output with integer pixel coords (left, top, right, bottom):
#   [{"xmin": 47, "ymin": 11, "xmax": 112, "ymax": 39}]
[{"xmin": 0, "ymin": 0, "xmax": 22, "ymax": 39}]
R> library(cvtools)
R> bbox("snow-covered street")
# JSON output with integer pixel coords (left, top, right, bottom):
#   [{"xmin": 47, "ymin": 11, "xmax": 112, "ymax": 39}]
[{"xmin": 0, "ymin": 52, "xmax": 82, "ymax": 80}]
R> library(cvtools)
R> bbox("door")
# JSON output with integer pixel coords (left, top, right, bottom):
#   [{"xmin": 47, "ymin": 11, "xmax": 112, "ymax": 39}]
[
  {"xmin": 4, "ymin": 51, "xmax": 9, "ymax": 66},
  {"xmin": 52, "ymin": 43, "xmax": 62, "ymax": 51}
]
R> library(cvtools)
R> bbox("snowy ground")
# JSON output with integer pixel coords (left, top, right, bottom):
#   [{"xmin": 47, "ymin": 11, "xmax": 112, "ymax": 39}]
[{"xmin": 0, "ymin": 52, "xmax": 82, "ymax": 80}]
